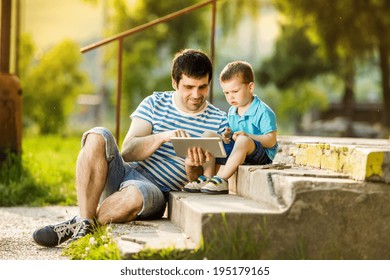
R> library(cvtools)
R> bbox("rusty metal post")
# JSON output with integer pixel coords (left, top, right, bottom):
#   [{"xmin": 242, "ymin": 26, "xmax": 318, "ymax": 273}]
[
  {"xmin": 1, "ymin": 0, "xmax": 12, "ymax": 73},
  {"xmin": 0, "ymin": 0, "xmax": 23, "ymax": 163},
  {"xmin": 116, "ymin": 38, "xmax": 123, "ymax": 145},
  {"xmin": 209, "ymin": 0, "xmax": 217, "ymax": 103}
]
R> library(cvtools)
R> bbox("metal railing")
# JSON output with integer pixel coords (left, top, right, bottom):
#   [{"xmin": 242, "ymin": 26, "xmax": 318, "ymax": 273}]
[{"xmin": 81, "ymin": 0, "xmax": 217, "ymax": 144}]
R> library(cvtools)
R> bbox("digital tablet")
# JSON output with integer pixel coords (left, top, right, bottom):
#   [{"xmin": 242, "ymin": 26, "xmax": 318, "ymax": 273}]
[{"xmin": 171, "ymin": 137, "xmax": 227, "ymax": 158}]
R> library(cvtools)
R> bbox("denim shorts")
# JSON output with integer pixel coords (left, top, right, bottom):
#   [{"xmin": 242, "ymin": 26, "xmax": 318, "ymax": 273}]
[
  {"xmin": 81, "ymin": 127, "xmax": 167, "ymax": 219},
  {"xmin": 216, "ymin": 139, "xmax": 272, "ymax": 165}
]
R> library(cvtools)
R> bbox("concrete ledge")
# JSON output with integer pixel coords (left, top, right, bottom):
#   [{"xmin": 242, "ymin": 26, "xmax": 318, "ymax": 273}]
[
  {"xmin": 275, "ymin": 135, "xmax": 390, "ymax": 183},
  {"xmin": 168, "ymin": 192, "xmax": 280, "ymax": 245},
  {"xmin": 234, "ymin": 165, "xmax": 355, "ymax": 208},
  {"xmin": 293, "ymin": 143, "xmax": 390, "ymax": 183}
]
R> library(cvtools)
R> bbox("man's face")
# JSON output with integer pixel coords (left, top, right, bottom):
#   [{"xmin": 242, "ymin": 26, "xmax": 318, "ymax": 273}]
[{"xmin": 173, "ymin": 74, "xmax": 209, "ymax": 113}]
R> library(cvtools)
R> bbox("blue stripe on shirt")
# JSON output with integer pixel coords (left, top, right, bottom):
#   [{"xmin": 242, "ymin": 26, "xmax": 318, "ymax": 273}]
[{"xmin": 129, "ymin": 91, "xmax": 228, "ymax": 191}]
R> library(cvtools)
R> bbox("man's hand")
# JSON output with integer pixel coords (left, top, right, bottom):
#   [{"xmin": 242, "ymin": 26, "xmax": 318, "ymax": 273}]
[
  {"xmin": 185, "ymin": 147, "xmax": 212, "ymax": 167},
  {"xmin": 185, "ymin": 147, "xmax": 212, "ymax": 181},
  {"xmin": 161, "ymin": 129, "xmax": 190, "ymax": 142}
]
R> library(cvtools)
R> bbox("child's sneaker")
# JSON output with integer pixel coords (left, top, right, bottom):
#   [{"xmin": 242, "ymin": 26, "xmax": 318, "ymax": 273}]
[
  {"xmin": 201, "ymin": 176, "xmax": 229, "ymax": 194},
  {"xmin": 183, "ymin": 175, "xmax": 209, "ymax": 193}
]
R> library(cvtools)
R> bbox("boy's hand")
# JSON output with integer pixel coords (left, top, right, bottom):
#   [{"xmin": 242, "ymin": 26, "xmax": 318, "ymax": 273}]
[
  {"xmin": 221, "ymin": 127, "xmax": 233, "ymax": 144},
  {"xmin": 232, "ymin": 131, "xmax": 248, "ymax": 141}
]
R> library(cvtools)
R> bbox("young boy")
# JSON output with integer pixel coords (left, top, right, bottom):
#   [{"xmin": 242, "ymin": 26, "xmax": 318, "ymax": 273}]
[{"xmin": 183, "ymin": 61, "xmax": 278, "ymax": 194}]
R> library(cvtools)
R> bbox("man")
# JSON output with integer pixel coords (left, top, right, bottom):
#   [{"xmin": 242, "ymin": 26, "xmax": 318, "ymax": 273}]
[{"xmin": 33, "ymin": 49, "xmax": 228, "ymax": 247}]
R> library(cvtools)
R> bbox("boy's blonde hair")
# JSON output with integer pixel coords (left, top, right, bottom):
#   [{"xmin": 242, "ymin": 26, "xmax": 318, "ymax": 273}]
[{"xmin": 219, "ymin": 61, "xmax": 254, "ymax": 84}]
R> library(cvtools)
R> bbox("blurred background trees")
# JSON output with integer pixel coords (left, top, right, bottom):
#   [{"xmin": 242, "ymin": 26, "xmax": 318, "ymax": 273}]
[{"xmin": 14, "ymin": 0, "xmax": 390, "ymax": 138}]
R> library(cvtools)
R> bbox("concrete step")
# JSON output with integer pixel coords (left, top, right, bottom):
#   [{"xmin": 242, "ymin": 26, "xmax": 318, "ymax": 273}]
[{"xmin": 275, "ymin": 135, "xmax": 390, "ymax": 183}]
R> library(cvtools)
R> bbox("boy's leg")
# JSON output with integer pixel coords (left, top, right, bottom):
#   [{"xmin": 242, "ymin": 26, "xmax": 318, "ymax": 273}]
[
  {"xmin": 201, "ymin": 136, "xmax": 255, "ymax": 194},
  {"xmin": 216, "ymin": 135, "xmax": 255, "ymax": 180}
]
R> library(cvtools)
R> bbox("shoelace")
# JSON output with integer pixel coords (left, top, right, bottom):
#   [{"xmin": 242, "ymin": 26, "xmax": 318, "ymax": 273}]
[
  {"xmin": 53, "ymin": 222, "xmax": 78, "ymax": 245},
  {"xmin": 73, "ymin": 221, "xmax": 91, "ymax": 238}
]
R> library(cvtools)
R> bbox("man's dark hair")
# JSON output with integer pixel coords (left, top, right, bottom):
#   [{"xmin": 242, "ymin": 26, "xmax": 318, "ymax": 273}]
[{"xmin": 171, "ymin": 49, "xmax": 213, "ymax": 85}]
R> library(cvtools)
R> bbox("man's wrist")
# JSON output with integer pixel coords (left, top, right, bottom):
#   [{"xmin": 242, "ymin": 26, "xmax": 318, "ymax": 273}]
[{"xmin": 186, "ymin": 165, "xmax": 202, "ymax": 181}]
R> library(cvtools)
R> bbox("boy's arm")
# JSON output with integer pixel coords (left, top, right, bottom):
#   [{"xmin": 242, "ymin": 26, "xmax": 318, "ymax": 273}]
[{"xmin": 233, "ymin": 130, "xmax": 277, "ymax": 148}]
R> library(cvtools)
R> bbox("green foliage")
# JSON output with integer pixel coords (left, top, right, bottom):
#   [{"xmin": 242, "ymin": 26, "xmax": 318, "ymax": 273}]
[
  {"xmin": 275, "ymin": 0, "xmax": 378, "ymax": 59},
  {"xmin": 256, "ymin": 23, "xmax": 330, "ymax": 131},
  {"xmin": 0, "ymin": 150, "xmax": 46, "ymax": 206},
  {"xmin": 63, "ymin": 224, "xmax": 121, "ymax": 260},
  {"xmin": 218, "ymin": 0, "xmax": 262, "ymax": 36},
  {"xmin": 21, "ymin": 38, "xmax": 94, "ymax": 134},
  {"xmin": 103, "ymin": 0, "xmax": 209, "ymax": 114},
  {"xmin": 0, "ymin": 134, "xmax": 78, "ymax": 206},
  {"xmin": 258, "ymin": 24, "xmax": 334, "ymax": 89}
]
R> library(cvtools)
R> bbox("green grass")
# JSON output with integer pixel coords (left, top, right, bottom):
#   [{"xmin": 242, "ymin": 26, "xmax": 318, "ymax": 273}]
[
  {"xmin": 0, "ymin": 134, "xmax": 79, "ymax": 206},
  {"xmin": 62, "ymin": 213, "xmax": 272, "ymax": 260},
  {"xmin": 62, "ymin": 224, "xmax": 121, "ymax": 260}
]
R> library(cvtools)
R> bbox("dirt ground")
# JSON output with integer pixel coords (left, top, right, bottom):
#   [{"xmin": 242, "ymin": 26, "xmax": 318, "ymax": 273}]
[{"xmin": 0, "ymin": 206, "xmax": 79, "ymax": 260}]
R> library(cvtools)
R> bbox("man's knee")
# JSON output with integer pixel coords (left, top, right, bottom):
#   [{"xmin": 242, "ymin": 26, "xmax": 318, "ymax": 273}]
[{"xmin": 97, "ymin": 186, "xmax": 143, "ymax": 224}]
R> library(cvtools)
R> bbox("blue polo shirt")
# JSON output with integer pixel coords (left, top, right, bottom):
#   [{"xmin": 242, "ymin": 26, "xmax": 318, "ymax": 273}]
[{"xmin": 228, "ymin": 95, "xmax": 279, "ymax": 160}]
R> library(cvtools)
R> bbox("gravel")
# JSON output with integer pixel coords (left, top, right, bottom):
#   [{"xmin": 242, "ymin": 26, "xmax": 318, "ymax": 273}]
[{"xmin": 0, "ymin": 206, "xmax": 79, "ymax": 260}]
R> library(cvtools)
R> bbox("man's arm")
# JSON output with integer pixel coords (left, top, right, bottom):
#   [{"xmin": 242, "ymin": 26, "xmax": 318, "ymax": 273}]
[{"xmin": 121, "ymin": 117, "xmax": 189, "ymax": 162}]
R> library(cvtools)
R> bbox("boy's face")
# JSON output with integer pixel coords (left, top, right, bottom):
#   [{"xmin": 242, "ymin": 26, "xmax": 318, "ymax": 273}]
[
  {"xmin": 172, "ymin": 74, "xmax": 209, "ymax": 113},
  {"xmin": 220, "ymin": 76, "xmax": 254, "ymax": 109}
]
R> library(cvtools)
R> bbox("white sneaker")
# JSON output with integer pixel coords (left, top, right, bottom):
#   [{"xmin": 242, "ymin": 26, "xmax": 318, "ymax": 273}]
[
  {"xmin": 201, "ymin": 176, "xmax": 229, "ymax": 194},
  {"xmin": 183, "ymin": 175, "xmax": 209, "ymax": 193}
]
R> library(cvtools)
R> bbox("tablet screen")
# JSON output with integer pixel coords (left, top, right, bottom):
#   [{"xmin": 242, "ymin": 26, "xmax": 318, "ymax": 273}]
[{"xmin": 171, "ymin": 137, "xmax": 227, "ymax": 158}]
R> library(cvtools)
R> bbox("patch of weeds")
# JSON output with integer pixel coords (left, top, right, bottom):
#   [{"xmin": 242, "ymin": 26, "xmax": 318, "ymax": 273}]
[
  {"xmin": 131, "ymin": 246, "xmax": 204, "ymax": 260},
  {"xmin": 201, "ymin": 213, "xmax": 270, "ymax": 259},
  {"xmin": 0, "ymin": 150, "xmax": 46, "ymax": 206},
  {"xmin": 62, "ymin": 224, "xmax": 121, "ymax": 260}
]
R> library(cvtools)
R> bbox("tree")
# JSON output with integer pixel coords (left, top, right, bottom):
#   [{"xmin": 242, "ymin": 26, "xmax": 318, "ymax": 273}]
[
  {"xmin": 257, "ymin": 24, "xmax": 330, "ymax": 132},
  {"xmin": 22, "ymin": 39, "xmax": 94, "ymax": 134},
  {"xmin": 275, "ymin": 0, "xmax": 390, "ymax": 134}
]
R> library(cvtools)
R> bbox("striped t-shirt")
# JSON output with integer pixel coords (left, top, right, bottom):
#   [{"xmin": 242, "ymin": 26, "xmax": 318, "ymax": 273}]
[{"xmin": 130, "ymin": 91, "xmax": 228, "ymax": 192}]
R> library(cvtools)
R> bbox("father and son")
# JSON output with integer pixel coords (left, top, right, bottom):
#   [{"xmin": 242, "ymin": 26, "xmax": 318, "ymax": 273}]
[{"xmin": 33, "ymin": 49, "xmax": 279, "ymax": 247}]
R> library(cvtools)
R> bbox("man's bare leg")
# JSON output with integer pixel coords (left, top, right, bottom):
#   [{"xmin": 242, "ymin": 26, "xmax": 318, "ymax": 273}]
[
  {"xmin": 97, "ymin": 186, "xmax": 143, "ymax": 224},
  {"xmin": 76, "ymin": 133, "xmax": 108, "ymax": 220}
]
